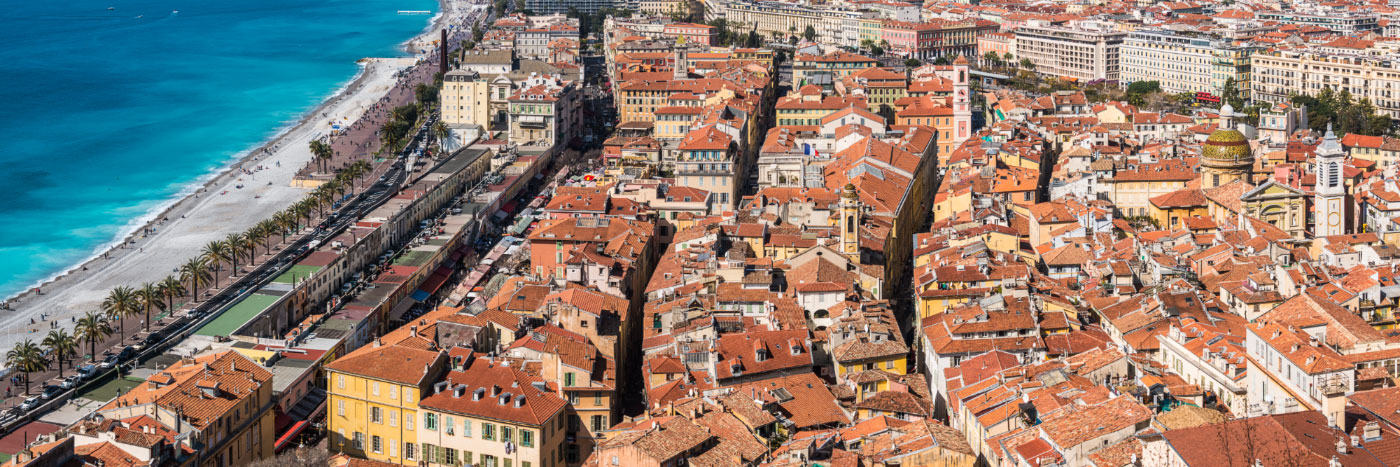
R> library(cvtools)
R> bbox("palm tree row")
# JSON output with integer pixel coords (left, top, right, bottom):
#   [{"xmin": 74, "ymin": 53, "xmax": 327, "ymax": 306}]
[{"xmin": 12, "ymin": 158, "xmax": 383, "ymax": 390}]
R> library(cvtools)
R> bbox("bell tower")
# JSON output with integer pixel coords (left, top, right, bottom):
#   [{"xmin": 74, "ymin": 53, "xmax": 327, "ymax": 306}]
[
  {"xmin": 841, "ymin": 183, "xmax": 860, "ymax": 262},
  {"xmin": 952, "ymin": 55, "xmax": 971, "ymax": 148},
  {"xmin": 673, "ymin": 35, "xmax": 688, "ymax": 81},
  {"xmin": 1315, "ymin": 124, "xmax": 1346, "ymax": 237}
]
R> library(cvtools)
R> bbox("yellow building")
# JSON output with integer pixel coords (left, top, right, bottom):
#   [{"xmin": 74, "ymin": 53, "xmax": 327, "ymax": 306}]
[
  {"xmin": 441, "ymin": 70, "xmax": 492, "ymax": 127},
  {"xmin": 327, "ymin": 343, "xmax": 448, "ymax": 465},
  {"xmin": 417, "ymin": 350, "xmax": 567, "ymax": 467},
  {"xmin": 96, "ymin": 351, "xmax": 276, "ymax": 467},
  {"xmin": 917, "ymin": 288, "xmax": 987, "ymax": 321},
  {"xmin": 1148, "ymin": 189, "xmax": 1209, "ymax": 229}
]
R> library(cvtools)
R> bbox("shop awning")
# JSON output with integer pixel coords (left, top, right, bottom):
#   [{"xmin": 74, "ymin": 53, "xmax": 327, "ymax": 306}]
[
  {"xmin": 275, "ymin": 420, "xmax": 310, "ymax": 452},
  {"xmin": 410, "ymin": 290, "xmax": 430, "ymax": 302},
  {"xmin": 417, "ymin": 269, "xmax": 452, "ymax": 297}
]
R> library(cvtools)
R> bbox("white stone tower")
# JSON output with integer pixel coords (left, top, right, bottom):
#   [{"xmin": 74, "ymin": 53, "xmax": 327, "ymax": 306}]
[{"xmin": 1315, "ymin": 124, "xmax": 1346, "ymax": 237}]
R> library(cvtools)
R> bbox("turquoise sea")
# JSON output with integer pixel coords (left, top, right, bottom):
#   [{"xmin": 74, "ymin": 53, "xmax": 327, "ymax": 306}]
[{"xmin": 0, "ymin": 0, "xmax": 435, "ymax": 299}]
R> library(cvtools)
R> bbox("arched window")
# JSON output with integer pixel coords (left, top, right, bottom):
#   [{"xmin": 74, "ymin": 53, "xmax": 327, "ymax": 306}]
[{"xmin": 846, "ymin": 213, "xmax": 855, "ymax": 234}]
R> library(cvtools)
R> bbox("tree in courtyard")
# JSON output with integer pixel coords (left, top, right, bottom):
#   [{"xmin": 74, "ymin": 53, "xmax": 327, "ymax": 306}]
[{"xmin": 804, "ymin": 25, "xmax": 817, "ymax": 42}]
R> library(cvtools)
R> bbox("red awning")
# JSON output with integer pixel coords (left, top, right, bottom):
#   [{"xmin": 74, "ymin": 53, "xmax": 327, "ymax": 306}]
[
  {"xmin": 418, "ymin": 270, "xmax": 451, "ymax": 296},
  {"xmin": 275, "ymin": 420, "xmax": 309, "ymax": 452}
]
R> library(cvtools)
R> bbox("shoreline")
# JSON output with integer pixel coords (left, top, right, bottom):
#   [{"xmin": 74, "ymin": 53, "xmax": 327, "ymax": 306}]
[
  {"xmin": 0, "ymin": 0, "xmax": 467, "ymax": 347},
  {"xmin": 0, "ymin": 59, "xmax": 383, "ymax": 308}
]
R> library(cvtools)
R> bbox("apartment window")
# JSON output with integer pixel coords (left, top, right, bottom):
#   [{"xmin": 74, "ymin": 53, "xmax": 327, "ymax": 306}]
[
  {"xmin": 565, "ymin": 372, "xmax": 575, "ymax": 386},
  {"xmin": 372, "ymin": 381, "xmax": 380, "ymax": 396},
  {"xmin": 482, "ymin": 454, "xmax": 498, "ymax": 467},
  {"xmin": 371, "ymin": 435, "xmax": 381, "ymax": 454},
  {"xmin": 483, "ymin": 423, "xmax": 496, "ymax": 441},
  {"xmin": 422, "ymin": 444, "xmax": 436, "ymax": 463},
  {"xmin": 521, "ymin": 429, "xmax": 534, "ymax": 447},
  {"xmin": 389, "ymin": 410, "xmax": 398, "ymax": 427},
  {"xmin": 463, "ymin": 419, "xmax": 473, "ymax": 437},
  {"xmin": 886, "ymin": 360, "xmax": 895, "ymax": 369},
  {"xmin": 503, "ymin": 426, "xmax": 514, "ymax": 443},
  {"xmin": 353, "ymin": 432, "xmax": 365, "ymax": 450},
  {"xmin": 405, "ymin": 413, "xmax": 414, "ymax": 431},
  {"xmin": 594, "ymin": 392, "xmax": 603, "ymax": 405},
  {"xmin": 337, "ymin": 400, "xmax": 344, "ymax": 416},
  {"xmin": 389, "ymin": 386, "xmax": 398, "ymax": 400},
  {"xmin": 337, "ymin": 375, "xmax": 345, "ymax": 389},
  {"xmin": 371, "ymin": 407, "xmax": 382, "ymax": 424},
  {"xmin": 444, "ymin": 447, "xmax": 457, "ymax": 465},
  {"xmin": 591, "ymin": 415, "xmax": 608, "ymax": 432},
  {"xmin": 425, "ymin": 413, "xmax": 437, "ymax": 431},
  {"xmin": 569, "ymin": 392, "xmax": 579, "ymax": 404},
  {"xmin": 404, "ymin": 390, "xmax": 413, "ymax": 403},
  {"xmin": 445, "ymin": 416, "xmax": 456, "ymax": 435}
]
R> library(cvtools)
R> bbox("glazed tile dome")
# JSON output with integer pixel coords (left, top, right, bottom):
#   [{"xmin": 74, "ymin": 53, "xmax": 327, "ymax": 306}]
[{"xmin": 1202, "ymin": 128, "xmax": 1252, "ymax": 164}]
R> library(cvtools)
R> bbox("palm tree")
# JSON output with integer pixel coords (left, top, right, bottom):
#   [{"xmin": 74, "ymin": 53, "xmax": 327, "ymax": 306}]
[
  {"xmin": 74, "ymin": 311, "xmax": 112, "ymax": 363},
  {"xmin": 159, "ymin": 276, "xmax": 185, "ymax": 312},
  {"xmin": 273, "ymin": 211, "xmax": 297, "ymax": 243},
  {"xmin": 308, "ymin": 140, "xmax": 333, "ymax": 174},
  {"xmin": 252, "ymin": 220, "xmax": 276, "ymax": 254},
  {"xmin": 137, "ymin": 282, "xmax": 166, "ymax": 331},
  {"xmin": 293, "ymin": 201, "xmax": 314, "ymax": 229},
  {"xmin": 225, "ymin": 233, "xmax": 249, "ymax": 276},
  {"xmin": 42, "ymin": 329, "xmax": 77, "ymax": 377},
  {"xmin": 6, "ymin": 340, "xmax": 46, "ymax": 395},
  {"xmin": 179, "ymin": 257, "xmax": 212, "ymax": 300},
  {"xmin": 102, "ymin": 286, "xmax": 141, "ymax": 343},
  {"xmin": 314, "ymin": 189, "xmax": 335, "ymax": 216},
  {"xmin": 201, "ymin": 240, "xmax": 232, "ymax": 288},
  {"xmin": 433, "ymin": 121, "xmax": 450, "ymax": 152}
]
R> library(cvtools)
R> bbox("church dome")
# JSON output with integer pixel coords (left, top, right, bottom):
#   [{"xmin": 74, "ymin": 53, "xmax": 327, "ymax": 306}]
[{"xmin": 1202, "ymin": 127, "xmax": 1252, "ymax": 165}]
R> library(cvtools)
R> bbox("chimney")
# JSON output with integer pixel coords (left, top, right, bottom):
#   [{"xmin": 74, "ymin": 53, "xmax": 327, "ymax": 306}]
[{"xmin": 1365, "ymin": 421, "xmax": 1382, "ymax": 441}]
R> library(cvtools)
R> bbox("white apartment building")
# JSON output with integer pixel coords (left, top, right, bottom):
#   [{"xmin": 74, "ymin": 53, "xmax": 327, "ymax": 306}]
[
  {"xmin": 1013, "ymin": 20, "xmax": 1126, "ymax": 81},
  {"xmin": 1245, "ymin": 321, "xmax": 1353, "ymax": 426},
  {"xmin": 1157, "ymin": 324, "xmax": 1248, "ymax": 416},
  {"xmin": 1252, "ymin": 49, "xmax": 1400, "ymax": 118},
  {"xmin": 1120, "ymin": 29, "xmax": 1258, "ymax": 99},
  {"xmin": 1257, "ymin": 8, "xmax": 1379, "ymax": 35},
  {"xmin": 724, "ymin": 1, "xmax": 825, "ymax": 40}
]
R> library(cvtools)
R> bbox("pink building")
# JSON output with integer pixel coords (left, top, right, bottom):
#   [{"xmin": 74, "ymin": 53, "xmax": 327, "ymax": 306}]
[{"xmin": 663, "ymin": 23, "xmax": 716, "ymax": 46}]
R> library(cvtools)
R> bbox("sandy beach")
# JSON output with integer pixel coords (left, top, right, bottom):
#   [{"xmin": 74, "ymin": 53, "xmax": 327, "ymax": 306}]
[{"xmin": 0, "ymin": 0, "xmax": 472, "ymax": 352}]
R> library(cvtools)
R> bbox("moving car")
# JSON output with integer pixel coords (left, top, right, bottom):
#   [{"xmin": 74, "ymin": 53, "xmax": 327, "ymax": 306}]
[
  {"xmin": 19, "ymin": 396, "xmax": 40, "ymax": 411},
  {"xmin": 61, "ymin": 374, "xmax": 81, "ymax": 389},
  {"xmin": 77, "ymin": 364, "xmax": 97, "ymax": 380}
]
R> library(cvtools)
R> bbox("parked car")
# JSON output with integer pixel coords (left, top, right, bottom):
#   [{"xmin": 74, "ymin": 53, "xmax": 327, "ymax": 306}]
[
  {"xmin": 41, "ymin": 385, "xmax": 63, "ymax": 400},
  {"xmin": 100, "ymin": 353, "xmax": 119, "ymax": 369},
  {"xmin": 19, "ymin": 396, "xmax": 40, "ymax": 411},
  {"xmin": 118, "ymin": 346, "xmax": 136, "ymax": 361},
  {"xmin": 61, "ymin": 375, "xmax": 81, "ymax": 390}
]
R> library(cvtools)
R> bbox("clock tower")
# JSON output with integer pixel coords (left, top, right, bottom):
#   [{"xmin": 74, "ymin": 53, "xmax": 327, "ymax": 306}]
[
  {"xmin": 952, "ymin": 56, "xmax": 971, "ymax": 149},
  {"xmin": 1315, "ymin": 124, "xmax": 1346, "ymax": 237}
]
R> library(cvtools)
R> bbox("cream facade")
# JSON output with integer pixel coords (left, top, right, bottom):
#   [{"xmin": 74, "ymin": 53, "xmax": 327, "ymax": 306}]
[
  {"xmin": 1013, "ymin": 20, "xmax": 1126, "ymax": 81},
  {"xmin": 1252, "ymin": 49, "xmax": 1400, "ymax": 118},
  {"xmin": 1121, "ymin": 29, "xmax": 1257, "ymax": 98}
]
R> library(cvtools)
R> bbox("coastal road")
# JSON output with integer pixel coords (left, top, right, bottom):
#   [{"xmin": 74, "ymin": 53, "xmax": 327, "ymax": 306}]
[{"xmin": 0, "ymin": 120, "xmax": 420, "ymax": 430}]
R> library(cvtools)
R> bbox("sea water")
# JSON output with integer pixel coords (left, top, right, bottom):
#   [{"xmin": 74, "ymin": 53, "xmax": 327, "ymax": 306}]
[{"xmin": 0, "ymin": 0, "xmax": 435, "ymax": 299}]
